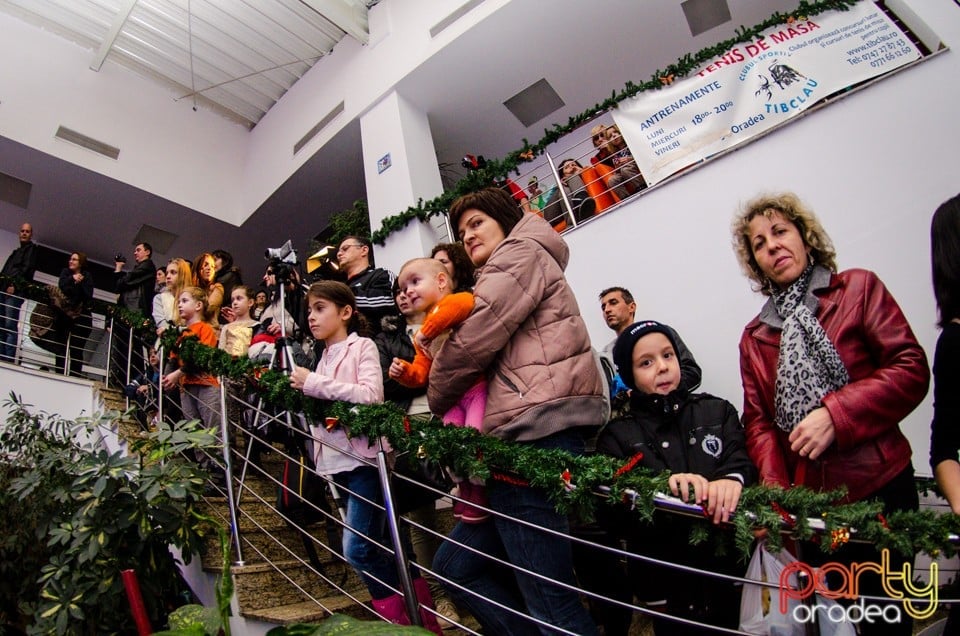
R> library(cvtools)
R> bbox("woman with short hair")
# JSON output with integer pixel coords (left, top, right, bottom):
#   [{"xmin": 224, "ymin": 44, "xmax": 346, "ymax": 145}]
[{"xmin": 430, "ymin": 187, "xmax": 603, "ymax": 636}]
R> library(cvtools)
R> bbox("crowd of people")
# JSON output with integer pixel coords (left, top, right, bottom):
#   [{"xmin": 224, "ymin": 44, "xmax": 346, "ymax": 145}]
[{"xmin": 3, "ymin": 186, "xmax": 959, "ymax": 634}]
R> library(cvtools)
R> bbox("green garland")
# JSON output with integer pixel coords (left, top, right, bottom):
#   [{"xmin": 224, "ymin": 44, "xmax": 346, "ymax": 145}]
[
  {"xmin": 159, "ymin": 329, "xmax": 960, "ymax": 560},
  {"xmin": 369, "ymin": 0, "xmax": 857, "ymax": 245}
]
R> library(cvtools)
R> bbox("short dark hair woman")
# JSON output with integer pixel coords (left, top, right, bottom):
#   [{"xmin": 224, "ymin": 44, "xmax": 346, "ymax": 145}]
[
  {"xmin": 732, "ymin": 192, "xmax": 929, "ymax": 636},
  {"xmin": 429, "ymin": 187, "xmax": 604, "ymax": 635}
]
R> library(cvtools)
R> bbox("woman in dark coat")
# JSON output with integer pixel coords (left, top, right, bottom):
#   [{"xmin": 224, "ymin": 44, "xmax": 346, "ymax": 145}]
[{"xmin": 57, "ymin": 251, "xmax": 94, "ymax": 375}]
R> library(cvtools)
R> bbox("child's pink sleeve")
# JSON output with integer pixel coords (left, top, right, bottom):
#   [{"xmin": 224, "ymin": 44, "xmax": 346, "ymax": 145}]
[{"xmin": 302, "ymin": 338, "xmax": 384, "ymax": 404}]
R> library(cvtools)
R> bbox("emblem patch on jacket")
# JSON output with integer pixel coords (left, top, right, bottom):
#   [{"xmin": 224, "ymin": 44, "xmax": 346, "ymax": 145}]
[{"xmin": 701, "ymin": 433, "xmax": 722, "ymax": 458}]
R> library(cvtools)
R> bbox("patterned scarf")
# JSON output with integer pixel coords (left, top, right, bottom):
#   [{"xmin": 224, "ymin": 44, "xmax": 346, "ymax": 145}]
[{"xmin": 772, "ymin": 264, "xmax": 849, "ymax": 432}]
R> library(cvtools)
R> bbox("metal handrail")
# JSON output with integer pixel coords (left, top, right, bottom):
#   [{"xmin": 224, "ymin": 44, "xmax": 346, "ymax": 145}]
[{"xmin": 107, "ymin": 342, "xmax": 955, "ymax": 634}]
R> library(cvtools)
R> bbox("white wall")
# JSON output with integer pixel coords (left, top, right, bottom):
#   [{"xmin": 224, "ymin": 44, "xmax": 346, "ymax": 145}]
[
  {"xmin": 241, "ymin": 0, "xmax": 510, "ymax": 217},
  {"xmin": 0, "ymin": 1, "xmax": 513, "ymax": 225},
  {"xmin": 560, "ymin": 3, "xmax": 959, "ymax": 476},
  {"xmin": 0, "ymin": 363, "xmax": 99, "ymax": 424}
]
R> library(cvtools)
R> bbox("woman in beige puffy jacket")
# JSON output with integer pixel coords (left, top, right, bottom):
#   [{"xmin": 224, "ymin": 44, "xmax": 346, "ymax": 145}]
[{"xmin": 429, "ymin": 187, "xmax": 604, "ymax": 636}]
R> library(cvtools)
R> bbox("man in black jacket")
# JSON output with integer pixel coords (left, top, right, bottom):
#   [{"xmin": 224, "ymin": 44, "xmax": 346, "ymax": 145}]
[
  {"xmin": 336, "ymin": 236, "xmax": 396, "ymax": 335},
  {"xmin": 1, "ymin": 223, "xmax": 38, "ymax": 362},
  {"xmin": 112, "ymin": 242, "xmax": 156, "ymax": 384},
  {"xmin": 114, "ymin": 242, "xmax": 156, "ymax": 315}
]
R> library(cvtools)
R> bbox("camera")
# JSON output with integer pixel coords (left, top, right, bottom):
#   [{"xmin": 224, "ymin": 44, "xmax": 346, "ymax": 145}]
[
  {"xmin": 264, "ymin": 240, "xmax": 298, "ymax": 265},
  {"xmin": 115, "ymin": 253, "xmax": 126, "ymax": 263},
  {"xmin": 265, "ymin": 240, "xmax": 299, "ymax": 284}
]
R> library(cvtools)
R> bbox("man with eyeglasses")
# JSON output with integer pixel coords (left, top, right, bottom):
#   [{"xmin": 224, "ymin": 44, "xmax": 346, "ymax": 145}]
[
  {"xmin": 337, "ymin": 236, "xmax": 396, "ymax": 335},
  {"xmin": 1, "ymin": 223, "xmax": 38, "ymax": 362}
]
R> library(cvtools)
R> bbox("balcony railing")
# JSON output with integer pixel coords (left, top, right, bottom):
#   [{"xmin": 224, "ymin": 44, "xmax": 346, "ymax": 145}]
[{"xmin": 3, "ymin": 293, "xmax": 953, "ymax": 634}]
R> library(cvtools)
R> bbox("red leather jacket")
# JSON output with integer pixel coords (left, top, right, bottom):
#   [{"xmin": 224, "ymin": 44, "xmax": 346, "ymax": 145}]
[{"xmin": 738, "ymin": 268, "xmax": 929, "ymax": 502}]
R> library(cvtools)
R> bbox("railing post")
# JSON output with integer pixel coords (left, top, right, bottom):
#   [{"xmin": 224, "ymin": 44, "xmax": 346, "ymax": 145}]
[
  {"xmin": 220, "ymin": 380, "xmax": 244, "ymax": 566},
  {"xmin": 125, "ymin": 322, "xmax": 133, "ymax": 389},
  {"xmin": 157, "ymin": 344, "xmax": 164, "ymax": 426},
  {"xmin": 63, "ymin": 329, "xmax": 72, "ymax": 376},
  {"xmin": 376, "ymin": 450, "xmax": 420, "ymax": 626},
  {"xmin": 545, "ymin": 151, "xmax": 578, "ymax": 229},
  {"xmin": 105, "ymin": 315, "xmax": 115, "ymax": 387}
]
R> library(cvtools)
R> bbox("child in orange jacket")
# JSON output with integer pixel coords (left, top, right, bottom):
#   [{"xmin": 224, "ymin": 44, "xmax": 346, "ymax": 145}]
[{"xmin": 389, "ymin": 257, "xmax": 488, "ymax": 523}]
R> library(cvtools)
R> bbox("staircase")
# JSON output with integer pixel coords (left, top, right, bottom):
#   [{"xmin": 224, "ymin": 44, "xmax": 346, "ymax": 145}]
[{"xmin": 197, "ymin": 450, "xmax": 376, "ymax": 626}]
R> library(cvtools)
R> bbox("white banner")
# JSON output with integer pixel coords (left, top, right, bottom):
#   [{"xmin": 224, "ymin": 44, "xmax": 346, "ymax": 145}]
[{"xmin": 613, "ymin": 1, "xmax": 920, "ymax": 186}]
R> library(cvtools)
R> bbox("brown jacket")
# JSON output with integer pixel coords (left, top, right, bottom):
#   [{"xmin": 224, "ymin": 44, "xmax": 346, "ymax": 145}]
[
  {"xmin": 428, "ymin": 213, "xmax": 606, "ymax": 441},
  {"xmin": 739, "ymin": 267, "xmax": 929, "ymax": 502}
]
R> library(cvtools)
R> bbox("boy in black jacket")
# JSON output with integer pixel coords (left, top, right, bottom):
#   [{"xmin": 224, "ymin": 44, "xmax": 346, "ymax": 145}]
[{"xmin": 596, "ymin": 320, "xmax": 756, "ymax": 634}]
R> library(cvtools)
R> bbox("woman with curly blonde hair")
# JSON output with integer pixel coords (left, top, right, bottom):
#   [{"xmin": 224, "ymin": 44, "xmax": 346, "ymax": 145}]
[
  {"xmin": 733, "ymin": 191, "xmax": 928, "ymax": 636},
  {"xmin": 731, "ymin": 192, "xmax": 837, "ymax": 295}
]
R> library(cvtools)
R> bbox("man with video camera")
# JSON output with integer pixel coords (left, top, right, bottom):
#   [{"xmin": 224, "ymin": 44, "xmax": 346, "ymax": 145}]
[
  {"xmin": 114, "ymin": 242, "xmax": 157, "ymax": 316},
  {"xmin": 111, "ymin": 242, "xmax": 156, "ymax": 386}
]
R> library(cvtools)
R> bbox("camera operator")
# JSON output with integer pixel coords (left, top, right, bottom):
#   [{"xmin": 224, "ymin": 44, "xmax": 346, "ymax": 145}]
[
  {"xmin": 258, "ymin": 263, "xmax": 299, "ymax": 341},
  {"xmin": 114, "ymin": 242, "xmax": 157, "ymax": 316},
  {"xmin": 111, "ymin": 243, "xmax": 156, "ymax": 386},
  {"xmin": 336, "ymin": 236, "xmax": 397, "ymax": 336}
]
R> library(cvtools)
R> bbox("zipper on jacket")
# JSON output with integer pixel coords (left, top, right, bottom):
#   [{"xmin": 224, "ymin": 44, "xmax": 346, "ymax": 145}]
[{"xmin": 496, "ymin": 370, "xmax": 523, "ymax": 400}]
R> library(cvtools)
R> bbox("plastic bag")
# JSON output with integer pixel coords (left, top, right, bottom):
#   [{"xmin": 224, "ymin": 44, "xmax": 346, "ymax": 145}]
[
  {"xmin": 740, "ymin": 541, "xmax": 855, "ymax": 636},
  {"xmin": 740, "ymin": 541, "xmax": 803, "ymax": 635}
]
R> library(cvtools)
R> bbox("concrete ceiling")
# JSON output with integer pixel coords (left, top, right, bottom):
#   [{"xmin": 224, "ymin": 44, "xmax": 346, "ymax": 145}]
[
  {"xmin": 0, "ymin": 0, "xmax": 801, "ymax": 280},
  {"xmin": 0, "ymin": 0, "xmax": 374, "ymax": 127}
]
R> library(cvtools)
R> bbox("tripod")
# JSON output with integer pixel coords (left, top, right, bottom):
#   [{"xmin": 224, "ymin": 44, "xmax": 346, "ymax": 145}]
[{"xmin": 238, "ymin": 272, "xmax": 346, "ymax": 575}]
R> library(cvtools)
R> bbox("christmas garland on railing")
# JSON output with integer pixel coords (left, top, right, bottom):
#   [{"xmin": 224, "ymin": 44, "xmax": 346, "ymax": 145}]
[
  {"xmin": 158, "ymin": 329, "xmax": 960, "ymax": 560},
  {"xmin": 369, "ymin": 0, "xmax": 857, "ymax": 245}
]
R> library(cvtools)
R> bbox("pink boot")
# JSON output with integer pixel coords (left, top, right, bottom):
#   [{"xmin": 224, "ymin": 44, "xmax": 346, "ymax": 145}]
[
  {"xmin": 413, "ymin": 577, "xmax": 445, "ymax": 635},
  {"xmin": 371, "ymin": 579, "xmax": 444, "ymax": 635},
  {"xmin": 371, "ymin": 593, "xmax": 410, "ymax": 625}
]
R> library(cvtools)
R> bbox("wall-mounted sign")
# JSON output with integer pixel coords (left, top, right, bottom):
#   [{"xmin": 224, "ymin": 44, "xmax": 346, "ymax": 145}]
[
  {"xmin": 614, "ymin": 0, "xmax": 919, "ymax": 186},
  {"xmin": 377, "ymin": 153, "xmax": 392, "ymax": 174}
]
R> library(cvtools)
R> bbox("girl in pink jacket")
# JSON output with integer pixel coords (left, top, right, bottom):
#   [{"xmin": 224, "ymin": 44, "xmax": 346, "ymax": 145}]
[{"xmin": 289, "ymin": 281, "xmax": 441, "ymax": 634}]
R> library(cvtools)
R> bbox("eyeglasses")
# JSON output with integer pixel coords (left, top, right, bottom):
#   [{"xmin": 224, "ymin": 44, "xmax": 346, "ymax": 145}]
[{"xmin": 337, "ymin": 243, "xmax": 364, "ymax": 253}]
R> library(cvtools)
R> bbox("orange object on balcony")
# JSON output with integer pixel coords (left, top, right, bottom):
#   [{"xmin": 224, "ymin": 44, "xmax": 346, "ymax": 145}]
[{"xmin": 580, "ymin": 165, "xmax": 619, "ymax": 213}]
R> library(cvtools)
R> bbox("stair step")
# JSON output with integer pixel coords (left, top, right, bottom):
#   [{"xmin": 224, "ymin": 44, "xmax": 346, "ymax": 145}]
[
  {"xmin": 239, "ymin": 593, "xmax": 373, "ymax": 625},
  {"xmin": 199, "ymin": 517, "xmax": 340, "ymax": 570},
  {"xmin": 231, "ymin": 559, "xmax": 366, "ymax": 611}
]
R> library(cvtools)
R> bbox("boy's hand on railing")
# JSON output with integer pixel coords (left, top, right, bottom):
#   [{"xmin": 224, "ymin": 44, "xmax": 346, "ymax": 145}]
[
  {"xmin": 667, "ymin": 472, "xmax": 708, "ymax": 504},
  {"xmin": 705, "ymin": 479, "xmax": 743, "ymax": 525}
]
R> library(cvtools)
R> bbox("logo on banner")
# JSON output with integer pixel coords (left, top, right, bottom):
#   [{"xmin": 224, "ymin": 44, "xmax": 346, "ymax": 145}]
[{"xmin": 741, "ymin": 50, "xmax": 819, "ymax": 115}]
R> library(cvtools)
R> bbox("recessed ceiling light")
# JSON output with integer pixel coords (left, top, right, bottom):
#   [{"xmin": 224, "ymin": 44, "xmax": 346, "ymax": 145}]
[{"xmin": 503, "ymin": 78, "xmax": 565, "ymax": 128}]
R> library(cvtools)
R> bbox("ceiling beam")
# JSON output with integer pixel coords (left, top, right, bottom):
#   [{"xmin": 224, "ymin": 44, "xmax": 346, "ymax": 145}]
[
  {"xmin": 89, "ymin": 0, "xmax": 138, "ymax": 71},
  {"xmin": 300, "ymin": 0, "xmax": 369, "ymax": 45}
]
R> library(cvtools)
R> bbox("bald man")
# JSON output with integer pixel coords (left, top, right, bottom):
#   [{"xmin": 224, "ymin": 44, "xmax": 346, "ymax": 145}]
[{"xmin": 1, "ymin": 223, "xmax": 38, "ymax": 362}]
